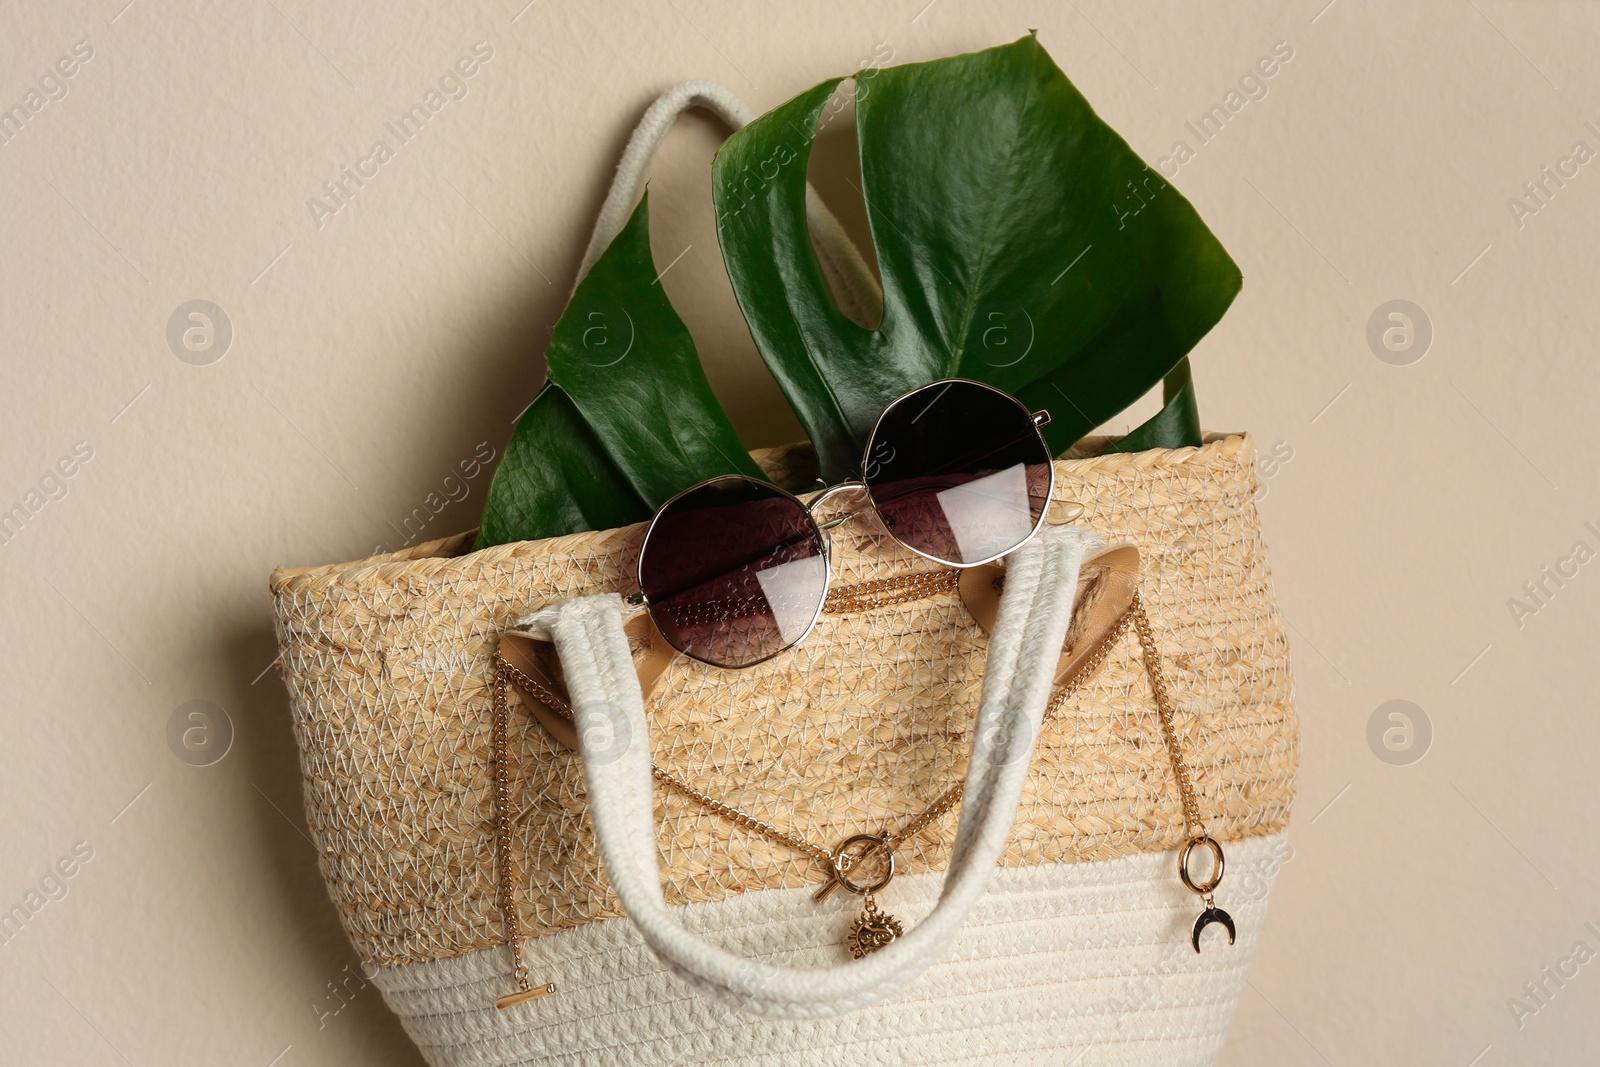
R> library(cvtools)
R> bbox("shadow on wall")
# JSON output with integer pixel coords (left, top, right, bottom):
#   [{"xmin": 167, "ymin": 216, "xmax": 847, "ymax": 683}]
[
  {"xmin": 216, "ymin": 624, "xmax": 428, "ymax": 1066},
  {"xmin": 201, "ymin": 98, "xmax": 652, "ymax": 1063}
]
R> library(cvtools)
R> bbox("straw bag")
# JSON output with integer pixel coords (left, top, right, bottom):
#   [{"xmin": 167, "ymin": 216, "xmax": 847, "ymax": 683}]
[{"xmin": 269, "ymin": 83, "xmax": 1298, "ymax": 1066}]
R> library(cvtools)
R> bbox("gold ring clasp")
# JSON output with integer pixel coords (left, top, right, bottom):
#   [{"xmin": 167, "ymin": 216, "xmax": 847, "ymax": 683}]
[
  {"xmin": 1178, "ymin": 835, "xmax": 1226, "ymax": 896},
  {"xmin": 830, "ymin": 833, "xmax": 896, "ymax": 896}
]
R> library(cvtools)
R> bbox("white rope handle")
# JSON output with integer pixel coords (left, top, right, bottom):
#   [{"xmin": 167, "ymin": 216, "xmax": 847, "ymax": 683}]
[
  {"xmin": 575, "ymin": 79, "xmax": 881, "ymax": 324},
  {"xmin": 518, "ymin": 525, "xmax": 1096, "ymax": 1018}
]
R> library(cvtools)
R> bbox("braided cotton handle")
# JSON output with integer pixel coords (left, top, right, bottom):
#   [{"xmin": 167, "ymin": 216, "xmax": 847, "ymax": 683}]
[
  {"xmin": 573, "ymin": 79, "xmax": 881, "ymax": 324},
  {"xmin": 518, "ymin": 524, "xmax": 1096, "ymax": 1018}
]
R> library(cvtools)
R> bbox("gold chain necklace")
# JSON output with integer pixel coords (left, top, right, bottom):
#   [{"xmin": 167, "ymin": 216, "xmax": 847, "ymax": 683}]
[{"xmin": 488, "ymin": 577, "xmax": 1227, "ymax": 1009}]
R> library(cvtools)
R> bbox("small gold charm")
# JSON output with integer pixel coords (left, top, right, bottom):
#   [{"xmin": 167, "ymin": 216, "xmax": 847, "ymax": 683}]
[
  {"xmin": 814, "ymin": 834, "xmax": 902, "ymax": 959},
  {"xmin": 846, "ymin": 894, "xmax": 903, "ymax": 959},
  {"xmin": 1179, "ymin": 835, "xmax": 1237, "ymax": 953}
]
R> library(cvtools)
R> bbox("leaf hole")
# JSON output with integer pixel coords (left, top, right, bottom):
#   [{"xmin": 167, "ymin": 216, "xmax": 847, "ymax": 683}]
[{"xmin": 805, "ymin": 77, "xmax": 883, "ymax": 330}]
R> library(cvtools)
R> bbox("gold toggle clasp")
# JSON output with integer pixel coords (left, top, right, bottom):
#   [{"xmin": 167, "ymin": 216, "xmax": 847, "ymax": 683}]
[
  {"xmin": 813, "ymin": 833, "xmax": 896, "ymax": 904},
  {"xmin": 495, "ymin": 981, "xmax": 558, "ymax": 1010}
]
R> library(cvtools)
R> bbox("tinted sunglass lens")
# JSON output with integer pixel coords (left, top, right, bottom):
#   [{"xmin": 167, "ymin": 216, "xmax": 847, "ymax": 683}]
[
  {"xmin": 637, "ymin": 477, "xmax": 828, "ymax": 668},
  {"xmin": 863, "ymin": 381, "xmax": 1053, "ymax": 565}
]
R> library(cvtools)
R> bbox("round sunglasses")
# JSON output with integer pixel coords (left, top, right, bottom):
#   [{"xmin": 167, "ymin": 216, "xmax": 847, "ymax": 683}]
[{"xmin": 633, "ymin": 378, "xmax": 1056, "ymax": 668}]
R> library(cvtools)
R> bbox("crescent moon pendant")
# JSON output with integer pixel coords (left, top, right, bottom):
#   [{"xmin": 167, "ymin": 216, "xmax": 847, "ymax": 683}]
[{"xmin": 1190, "ymin": 906, "xmax": 1236, "ymax": 953}]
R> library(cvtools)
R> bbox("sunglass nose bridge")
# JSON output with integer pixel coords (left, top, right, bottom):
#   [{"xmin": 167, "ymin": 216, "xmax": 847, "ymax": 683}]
[{"xmin": 807, "ymin": 481, "xmax": 871, "ymax": 531}]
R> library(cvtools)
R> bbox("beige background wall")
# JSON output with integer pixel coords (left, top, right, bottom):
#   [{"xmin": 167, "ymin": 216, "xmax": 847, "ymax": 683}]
[{"xmin": 2, "ymin": 0, "xmax": 1597, "ymax": 1063}]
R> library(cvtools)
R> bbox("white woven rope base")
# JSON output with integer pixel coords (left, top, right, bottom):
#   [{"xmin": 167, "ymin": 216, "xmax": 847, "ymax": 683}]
[{"xmin": 372, "ymin": 831, "xmax": 1288, "ymax": 1067}]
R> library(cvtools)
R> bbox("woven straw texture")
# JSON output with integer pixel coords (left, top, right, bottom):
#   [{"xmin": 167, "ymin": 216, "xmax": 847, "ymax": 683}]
[{"xmin": 270, "ymin": 433, "xmax": 1296, "ymax": 970}]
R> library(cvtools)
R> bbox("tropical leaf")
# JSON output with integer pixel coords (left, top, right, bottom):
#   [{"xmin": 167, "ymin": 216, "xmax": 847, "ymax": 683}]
[
  {"xmin": 712, "ymin": 34, "xmax": 1237, "ymax": 478},
  {"xmin": 474, "ymin": 194, "xmax": 762, "ymax": 548},
  {"xmin": 474, "ymin": 383, "xmax": 650, "ymax": 547},
  {"xmin": 1102, "ymin": 357, "xmax": 1202, "ymax": 454}
]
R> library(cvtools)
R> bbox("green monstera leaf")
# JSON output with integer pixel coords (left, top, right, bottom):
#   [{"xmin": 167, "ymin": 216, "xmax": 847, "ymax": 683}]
[
  {"xmin": 1102, "ymin": 360, "xmax": 1201, "ymax": 454},
  {"xmin": 473, "ymin": 384, "xmax": 649, "ymax": 548},
  {"xmin": 474, "ymin": 194, "xmax": 763, "ymax": 548},
  {"xmin": 712, "ymin": 34, "xmax": 1239, "ymax": 479}
]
